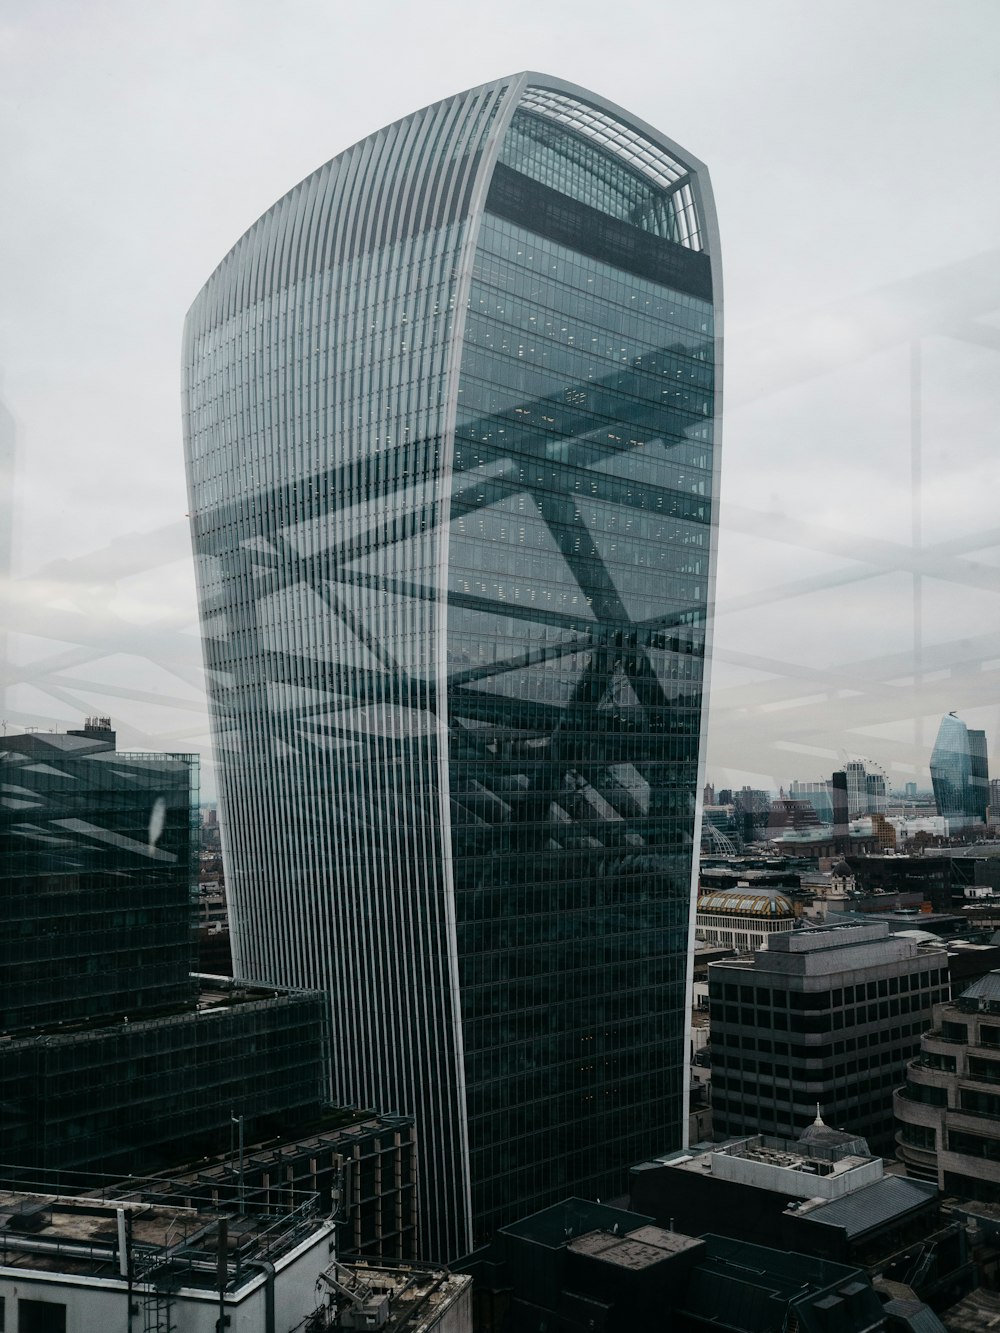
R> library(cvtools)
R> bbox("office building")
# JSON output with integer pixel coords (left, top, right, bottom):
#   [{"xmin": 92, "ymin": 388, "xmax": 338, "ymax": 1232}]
[
  {"xmin": 630, "ymin": 1130, "xmax": 973, "ymax": 1305},
  {"xmin": 183, "ymin": 74, "xmax": 722, "ymax": 1256},
  {"xmin": 0, "ymin": 975, "xmax": 328, "ymax": 1183},
  {"xmin": 969, "ymin": 728, "xmax": 990, "ymax": 821},
  {"xmin": 930, "ymin": 713, "xmax": 990, "ymax": 826},
  {"xmin": 631, "ymin": 1132, "xmax": 974, "ymax": 1315},
  {"xmin": 709, "ymin": 921, "xmax": 948, "ymax": 1152},
  {"xmin": 895, "ymin": 971, "xmax": 1000, "ymax": 1203},
  {"xmin": 0, "ymin": 724, "xmax": 330, "ymax": 1185},
  {"xmin": 1, "ymin": 719, "xmax": 197, "ymax": 1032},
  {"xmin": 790, "ymin": 779, "xmax": 834, "ymax": 824},
  {"xmin": 868, "ymin": 769, "xmax": 888, "ymax": 815},
  {"xmin": 832, "ymin": 769, "xmax": 850, "ymax": 837},
  {"xmin": 459, "ymin": 1197, "xmax": 895, "ymax": 1333},
  {"xmin": 834, "ymin": 759, "xmax": 888, "ymax": 821},
  {"xmin": 845, "ymin": 762, "xmax": 868, "ymax": 820}
]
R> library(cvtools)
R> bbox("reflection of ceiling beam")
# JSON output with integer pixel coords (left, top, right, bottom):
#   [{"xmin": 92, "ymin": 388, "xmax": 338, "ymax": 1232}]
[
  {"xmin": 28, "ymin": 522, "xmax": 191, "ymax": 584},
  {"xmin": 731, "ymin": 247, "xmax": 1000, "ymax": 405},
  {"xmin": 713, "ymin": 671, "xmax": 1000, "ymax": 743},
  {"xmin": 717, "ymin": 503, "xmax": 1000, "ymax": 612},
  {"xmin": 713, "ymin": 624, "xmax": 1000, "ymax": 707},
  {"xmin": 1, "ymin": 601, "xmax": 204, "ymax": 687},
  {"xmin": 948, "ymin": 321, "xmax": 1000, "ymax": 354}
]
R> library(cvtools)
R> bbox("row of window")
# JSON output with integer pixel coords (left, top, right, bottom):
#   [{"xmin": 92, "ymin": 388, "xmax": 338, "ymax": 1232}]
[
  {"xmin": 713, "ymin": 1021, "xmax": 929, "ymax": 1057},
  {"xmin": 715, "ymin": 1066, "xmax": 901, "ymax": 1100},
  {"xmin": 711, "ymin": 992, "xmax": 944, "ymax": 1032},
  {"xmin": 717, "ymin": 971, "xmax": 947, "ymax": 1006},
  {"xmin": 471, "ymin": 242, "xmax": 711, "ymax": 345}
]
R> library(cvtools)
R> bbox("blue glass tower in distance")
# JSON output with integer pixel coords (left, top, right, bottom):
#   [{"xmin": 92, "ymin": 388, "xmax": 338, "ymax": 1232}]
[
  {"xmin": 183, "ymin": 73, "xmax": 722, "ymax": 1260},
  {"xmin": 930, "ymin": 711, "xmax": 990, "ymax": 826}
]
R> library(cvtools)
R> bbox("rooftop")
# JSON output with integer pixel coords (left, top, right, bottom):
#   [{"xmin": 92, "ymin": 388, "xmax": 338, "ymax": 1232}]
[
  {"xmin": 675, "ymin": 1235, "xmax": 884, "ymax": 1333},
  {"xmin": 501, "ymin": 1197, "xmax": 653, "ymax": 1248},
  {"xmin": 3, "ymin": 975, "xmax": 320, "ymax": 1046},
  {"xmin": 927, "ymin": 1286, "xmax": 1000, "ymax": 1333},
  {"xmin": 567, "ymin": 1225, "xmax": 702, "ymax": 1269},
  {"xmin": 332, "ymin": 1262, "xmax": 471, "ymax": 1333},
  {"xmin": 697, "ymin": 887, "xmax": 795, "ymax": 918},
  {"xmin": 956, "ymin": 969, "xmax": 1000, "ymax": 1009},
  {"xmin": 788, "ymin": 1176, "xmax": 937, "ymax": 1238},
  {"xmin": 0, "ymin": 1187, "xmax": 329, "ymax": 1292},
  {"xmin": 656, "ymin": 1133, "xmax": 881, "ymax": 1201}
]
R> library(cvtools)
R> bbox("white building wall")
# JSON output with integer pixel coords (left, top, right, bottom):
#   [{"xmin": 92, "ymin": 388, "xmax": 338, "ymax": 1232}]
[
  {"xmin": 710, "ymin": 1151, "xmax": 882, "ymax": 1199},
  {"xmin": 0, "ymin": 1219, "xmax": 335, "ymax": 1333},
  {"xmin": 695, "ymin": 912, "xmax": 795, "ymax": 954}
]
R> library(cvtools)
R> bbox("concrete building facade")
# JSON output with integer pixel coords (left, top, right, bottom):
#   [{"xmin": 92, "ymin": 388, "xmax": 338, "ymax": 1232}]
[
  {"xmin": 710, "ymin": 921, "xmax": 949, "ymax": 1152},
  {"xmin": 895, "ymin": 971, "xmax": 1000, "ymax": 1202}
]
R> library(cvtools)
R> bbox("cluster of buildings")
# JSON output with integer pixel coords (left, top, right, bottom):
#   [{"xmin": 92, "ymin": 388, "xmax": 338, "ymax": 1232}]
[
  {"xmin": 705, "ymin": 717, "xmax": 995, "ymax": 859},
  {"xmin": 4, "ymin": 69, "xmax": 1000, "ymax": 1333}
]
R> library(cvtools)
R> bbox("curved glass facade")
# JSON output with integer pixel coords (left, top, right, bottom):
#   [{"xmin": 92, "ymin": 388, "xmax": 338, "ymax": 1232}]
[
  {"xmin": 183, "ymin": 73, "xmax": 722, "ymax": 1259},
  {"xmin": 930, "ymin": 711, "xmax": 989, "ymax": 824}
]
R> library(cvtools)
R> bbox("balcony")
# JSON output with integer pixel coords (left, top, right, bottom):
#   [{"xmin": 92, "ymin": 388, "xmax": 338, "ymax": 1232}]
[
  {"xmin": 924, "ymin": 1029, "xmax": 967, "ymax": 1045},
  {"xmin": 893, "ymin": 1088, "xmax": 943, "ymax": 1131}
]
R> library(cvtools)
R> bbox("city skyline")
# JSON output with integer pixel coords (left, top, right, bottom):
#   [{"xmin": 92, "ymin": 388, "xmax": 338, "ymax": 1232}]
[
  {"xmin": 183, "ymin": 72, "xmax": 721, "ymax": 1259},
  {"xmin": 2, "ymin": 1, "xmax": 999, "ymax": 800}
]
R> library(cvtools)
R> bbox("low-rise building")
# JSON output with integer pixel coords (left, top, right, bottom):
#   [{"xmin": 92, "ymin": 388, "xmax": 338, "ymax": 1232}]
[
  {"xmin": 458, "ymin": 1196, "xmax": 905, "ymax": 1332},
  {"xmin": 695, "ymin": 885, "xmax": 796, "ymax": 954},
  {"xmin": 0, "ymin": 1185, "xmax": 336, "ymax": 1333},
  {"xmin": 0, "ymin": 1182, "xmax": 467, "ymax": 1333},
  {"xmin": 320, "ymin": 1261, "xmax": 471, "ymax": 1333},
  {"xmin": 147, "ymin": 1111, "xmax": 419, "ymax": 1261},
  {"xmin": 895, "ymin": 971, "xmax": 1000, "ymax": 1202}
]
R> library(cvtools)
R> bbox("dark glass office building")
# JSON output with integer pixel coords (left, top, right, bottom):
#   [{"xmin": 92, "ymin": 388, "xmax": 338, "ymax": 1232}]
[
  {"xmin": 0, "ymin": 722, "xmax": 331, "ymax": 1183},
  {"xmin": 0, "ymin": 721, "xmax": 198, "ymax": 1032},
  {"xmin": 183, "ymin": 74, "xmax": 722, "ymax": 1258}
]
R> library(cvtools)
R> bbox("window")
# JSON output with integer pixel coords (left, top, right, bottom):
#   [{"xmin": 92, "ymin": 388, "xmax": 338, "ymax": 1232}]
[
  {"xmin": 901, "ymin": 1080, "xmax": 946, "ymax": 1106},
  {"xmin": 948, "ymin": 1130, "xmax": 1000, "ymax": 1162},
  {"xmin": 901, "ymin": 1119, "xmax": 938, "ymax": 1151},
  {"xmin": 18, "ymin": 1301, "xmax": 66, "ymax": 1333},
  {"xmin": 961, "ymin": 1088, "xmax": 1000, "ymax": 1118}
]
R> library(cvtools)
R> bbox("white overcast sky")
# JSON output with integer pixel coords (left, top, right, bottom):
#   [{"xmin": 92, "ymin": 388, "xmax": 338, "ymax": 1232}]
[{"xmin": 2, "ymin": 0, "xmax": 999, "ymax": 798}]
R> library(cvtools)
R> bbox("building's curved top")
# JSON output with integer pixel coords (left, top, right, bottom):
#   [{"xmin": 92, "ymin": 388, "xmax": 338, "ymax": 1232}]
[
  {"xmin": 186, "ymin": 71, "xmax": 717, "ymax": 320},
  {"xmin": 697, "ymin": 887, "xmax": 795, "ymax": 918}
]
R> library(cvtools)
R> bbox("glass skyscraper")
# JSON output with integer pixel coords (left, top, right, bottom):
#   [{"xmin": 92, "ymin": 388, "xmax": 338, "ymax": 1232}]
[
  {"xmin": 183, "ymin": 73, "xmax": 721, "ymax": 1259},
  {"xmin": 930, "ymin": 711, "xmax": 989, "ymax": 825}
]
